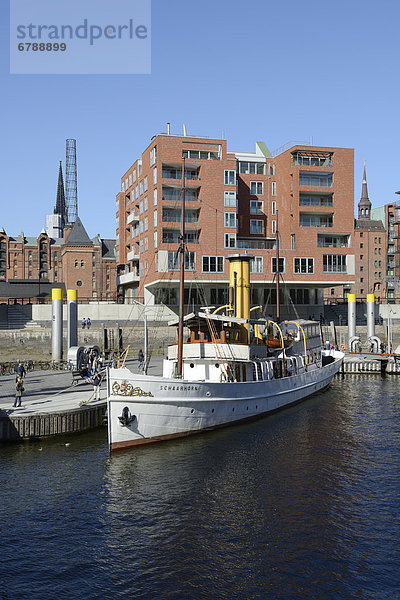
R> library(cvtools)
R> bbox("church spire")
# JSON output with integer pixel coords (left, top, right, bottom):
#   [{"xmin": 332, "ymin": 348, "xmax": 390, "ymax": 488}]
[
  {"xmin": 55, "ymin": 160, "xmax": 67, "ymax": 226},
  {"xmin": 358, "ymin": 161, "xmax": 372, "ymax": 220}
]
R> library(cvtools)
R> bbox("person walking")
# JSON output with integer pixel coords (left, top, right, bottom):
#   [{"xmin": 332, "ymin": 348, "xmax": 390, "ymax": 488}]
[
  {"xmin": 86, "ymin": 317, "xmax": 91, "ymax": 329},
  {"xmin": 138, "ymin": 349, "xmax": 144, "ymax": 371},
  {"xmin": 92, "ymin": 371, "xmax": 101, "ymax": 400},
  {"xmin": 82, "ymin": 318, "xmax": 86, "ymax": 329},
  {"xmin": 13, "ymin": 376, "xmax": 24, "ymax": 408}
]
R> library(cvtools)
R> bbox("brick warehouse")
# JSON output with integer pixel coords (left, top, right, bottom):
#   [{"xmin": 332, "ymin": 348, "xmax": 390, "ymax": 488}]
[
  {"xmin": 0, "ymin": 157, "xmax": 117, "ymax": 303},
  {"xmin": 115, "ymin": 133, "xmax": 359, "ymax": 318}
]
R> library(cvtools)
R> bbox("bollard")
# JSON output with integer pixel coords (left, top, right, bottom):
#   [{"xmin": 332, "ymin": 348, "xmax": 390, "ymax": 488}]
[
  {"xmin": 67, "ymin": 289, "xmax": 78, "ymax": 350},
  {"xmin": 52, "ymin": 288, "xmax": 63, "ymax": 362},
  {"xmin": 348, "ymin": 294, "xmax": 356, "ymax": 343},
  {"xmin": 367, "ymin": 294, "xmax": 375, "ymax": 340}
]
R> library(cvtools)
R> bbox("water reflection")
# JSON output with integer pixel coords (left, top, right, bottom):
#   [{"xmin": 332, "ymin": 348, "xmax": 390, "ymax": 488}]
[{"xmin": 1, "ymin": 378, "xmax": 400, "ymax": 599}]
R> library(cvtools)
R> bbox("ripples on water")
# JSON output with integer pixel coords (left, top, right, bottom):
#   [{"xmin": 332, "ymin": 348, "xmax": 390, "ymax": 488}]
[{"xmin": 1, "ymin": 376, "xmax": 400, "ymax": 599}]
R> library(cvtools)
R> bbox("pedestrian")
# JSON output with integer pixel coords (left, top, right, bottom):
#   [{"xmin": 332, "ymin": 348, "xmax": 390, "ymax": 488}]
[
  {"xmin": 138, "ymin": 349, "xmax": 144, "ymax": 371},
  {"xmin": 92, "ymin": 371, "xmax": 101, "ymax": 400},
  {"xmin": 13, "ymin": 376, "xmax": 24, "ymax": 408},
  {"xmin": 82, "ymin": 318, "xmax": 86, "ymax": 329},
  {"xmin": 15, "ymin": 360, "xmax": 26, "ymax": 381},
  {"xmin": 86, "ymin": 317, "xmax": 91, "ymax": 329}
]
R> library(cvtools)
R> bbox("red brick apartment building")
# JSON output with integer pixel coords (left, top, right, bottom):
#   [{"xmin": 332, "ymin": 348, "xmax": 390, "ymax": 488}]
[{"xmin": 115, "ymin": 133, "xmax": 356, "ymax": 317}]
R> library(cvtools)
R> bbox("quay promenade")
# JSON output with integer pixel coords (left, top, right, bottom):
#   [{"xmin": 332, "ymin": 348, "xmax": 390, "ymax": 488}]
[{"xmin": 0, "ymin": 359, "xmax": 163, "ymax": 443}]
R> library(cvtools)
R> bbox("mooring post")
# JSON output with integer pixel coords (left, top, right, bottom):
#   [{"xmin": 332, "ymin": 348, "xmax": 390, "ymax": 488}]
[
  {"xmin": 51, "ymin": 288, "xmax": 63, "ymax": 362},
  {"xmin": 67, "ymin": 289, "xmax": 78, "ymax": 351}
]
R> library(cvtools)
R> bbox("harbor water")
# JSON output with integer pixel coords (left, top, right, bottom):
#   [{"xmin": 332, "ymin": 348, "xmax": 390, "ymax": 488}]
[{"xmin": 1, "ymin": 375, "xmax": 400, "ymax": 599}]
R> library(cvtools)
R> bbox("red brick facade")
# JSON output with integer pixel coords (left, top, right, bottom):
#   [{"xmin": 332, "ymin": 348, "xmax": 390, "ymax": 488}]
[
  {"xmin": 0, "ymin": 223, "xmax": 116, "ymax": 301},
  {"xmin": 116, "ymin": 134, "xmax": 357, "ymax": 316}
]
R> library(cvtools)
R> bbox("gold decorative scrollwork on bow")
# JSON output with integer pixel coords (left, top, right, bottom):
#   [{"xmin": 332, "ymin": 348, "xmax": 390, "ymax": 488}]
[{"xmin": 112, "ymin": 381, "xmax": 154, "ymax": 397}]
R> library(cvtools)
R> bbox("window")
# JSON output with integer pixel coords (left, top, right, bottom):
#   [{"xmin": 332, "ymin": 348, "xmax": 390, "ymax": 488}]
[
  {"xmin": 299, "ymin": 194, "xmax": 333, "ymax": 206},
  {"xmin": 224, "ymin": 212, "xmax": 237, "ymax": 228},
  {"xmin": 294, "ymin": 258, "xmax": 314, "ymax": 274},
  {"xmin": 224, "ymin": 191, "xmax": 237, "ymax": 207},
  {"xmin": 271, "ymin": 182, "xmax": 276, "ymax": 196},
  {"xmin": 139, "ymin": 200, "xmax": 143, "ymax": 214},
  {"xmin": 271, "ymin": 201, "xmax": 276, "ymax": 215},
  {"xmin": 144, "ymin": 196, "xmax": 148, "ymax": 211},
  {"xmin": 140, "ymin": 220, "xmax": 143, "ymax": 234},
  {"xmin": 250, "ymin": 201, "xmax": 263, "ymax": 214},
  {"xmin": 140, "ymin": 239, "xmax": 144, "ymax": 253},
  {"xmin": 182, "ymin": 149, "xmax": 220, "ymax": 160},
  {"xmin": 144, "ymin": 216, "xmax": 148, "ymax": 231},
  {"xmin": 153, "ymin": 167, "xmax": 157, "ymax": 185},
  {"xmin": 154, "ymin": 209, "xmax": 157, "ymax": 227},
  {"xmin": 144, "ymin": 176, "xmax": 148, "ymax": 192},
  {"xmin": 121, "ymin": 181, "xmax": 125, "ymax": 192},
  {"xmin": 139, "ymin": 181, "xmax": 143, "ymax": 195},
  {"xmin": 224, "ymin": 170, "xmax": 236, "ymax": 185},
  {"xmin": 289, "ymin": 289, "xmax": 310, "ymax": 305},
  {"xmin": 360, "ymin": 255, "xmax": 363, "ymax": 260},
  {"xmin": 299, "ymin": 172, "xmax": 333, "ymax": 187},
  {"xmin": 250, "ymin": 220, "xmax": 264, "ymax": 234},
  {"xmin": 300, "ymin": 214, "xmax": 333, "ymax": 227},
  {"xmin": 202, "ymin": 256, "xmax": 224, "ymax": 273},
  {"xmin": 291, "ymin": 234, "xmax": 296, "ymax": 250},
  {"xmin": 269, "ymin": 164, "xmax": 276, "ymax": 176},
  {"xmin": 128, "ymin": 173, "xmax": 132, "ymax": 187},
  {"xmin": 271, "ymin": 220, "xmax": 276, "ymax": 234},
  {"xmin": 154, "ymin": 189, "xmax": 157, "ymax": 206},
  {"xmin": 163, "ymin": 230, "xmax": 199, "ymax": 244},
  {"xmin": 154, "ymin": 231, "xmax": 157, "ymax": 248},
  {"xmin": 144, "ymin": 237, "xmax": 148, "ymax": 251},
  {"xmin": 224, "ymin": 233, "xmax": 236, "ymax": 248},
  {"xmin": 360, "ymin": 243, "xmax": 363, "ymax": 248},
  {"xmin": 250, "ymin": 257, "xmax": 263, "ymax": 273},
  {"xmin": 238, "ymin": 161, "xmax": 265, "ymax": 174},
  {"xmin": 272, "ymin": 257, "xmax": 285, "ymax": 273},
  {"xmin": 150, "ymin": 146, "xmax": 157, "ymax": 166},
  {"xmin": 135, "ymin": 185, "xmax": 139, "ymax": 199},
  {"xmin": 323, "ymin": 255, "xmax": 347, "ymax": 273},
  {"xmin": 168, "ymin": 251, "xmax": 196, "ymax": 271},
  {"xmin": 360, "ymin": 266, "xmax": 364, "ymax": 272},
  {"xmin": 250, "ymin": 181, "xmax": 264, "ymax": 195},
  {"xmin": 133, "ymin": 169, "xmax": 137, "ymax": 183}
]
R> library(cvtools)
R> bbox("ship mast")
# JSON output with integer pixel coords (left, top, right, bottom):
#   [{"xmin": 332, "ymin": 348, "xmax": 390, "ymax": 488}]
[
  {"xmin": 276, "ymin": 210, "xmax": 280, "ymax": 322},
  {"xmin": 176, "ymin": 157, "xmax": 186, "ymax": 378}
]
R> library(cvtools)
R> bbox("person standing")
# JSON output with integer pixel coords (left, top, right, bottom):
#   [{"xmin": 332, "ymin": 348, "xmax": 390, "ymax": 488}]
[
  {"xmin": 82, "ymin": 318, "xmax": 86, "ymax": 329},
  {"xmin": 13, "ymin": 376, "xmax": 24, "ymax": 408},
  {"xmin": 92, "ymin": 371, "xmax": 101, "ymax": 400},
  {"xmin": 86, "ymin": 317, "xmax": 91, "ymax": 329},
  {"xmin": 15, "ymin": 361, "xmax": 26, "ymax": 380}
]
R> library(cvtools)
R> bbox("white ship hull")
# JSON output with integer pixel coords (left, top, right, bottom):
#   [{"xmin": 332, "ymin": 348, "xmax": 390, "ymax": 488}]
[{"xmin": 107, "ymin": 351, "xmax": 343, "ymax": 452}]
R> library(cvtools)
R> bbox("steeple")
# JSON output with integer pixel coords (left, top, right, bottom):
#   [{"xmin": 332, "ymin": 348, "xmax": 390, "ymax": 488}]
[
  {"xmin": 357, "ymin": 162, "xmax": 372, "ymax": 220},
  {"xmin": 55, "ymin": 160, "xmax": 67, "ymax": 226}
]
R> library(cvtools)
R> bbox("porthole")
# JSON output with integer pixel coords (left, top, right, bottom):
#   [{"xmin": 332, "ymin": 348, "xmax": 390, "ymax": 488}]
[
  {"xmin": 190, "ymin": 363, "xmax": 194, "ymax": 368},
  {"xmin": 190, "ymin": 409, "xmax": 194, "ymax": 413},
  {"xmin": 211, "ymin": 408, "xmax": 214, "ymax": 413},
  {"xmin": 246, "ymin": 406, "xmax": 249, "ymax": 410},
  {"xmin": 256, "ymin": 405, "xmax": 258, "ymax": 409},
  {"xmin": 215, "ymin": 363, "xmax": 219, "ymax": 368},
  {"xmin": 232, "ymin": 407, "xmax": 235, "ymax": 412}
]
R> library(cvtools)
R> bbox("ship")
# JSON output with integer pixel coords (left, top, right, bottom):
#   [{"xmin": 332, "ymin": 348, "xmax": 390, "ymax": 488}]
[{"xmin": 107, "ymin": 161, "xmax": 344, "ymax": 452}]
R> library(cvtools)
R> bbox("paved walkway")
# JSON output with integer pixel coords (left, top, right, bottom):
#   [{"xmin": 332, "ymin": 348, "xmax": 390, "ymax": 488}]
[{"xmin": 0, "ymin": 357, "xmax": 163, "ymax": 418}]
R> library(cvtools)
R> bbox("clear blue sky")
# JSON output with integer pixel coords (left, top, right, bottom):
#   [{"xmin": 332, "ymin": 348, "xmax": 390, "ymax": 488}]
[{"xmin": 1, "ymin": 0, "xmax": 400, "ymax": 239}]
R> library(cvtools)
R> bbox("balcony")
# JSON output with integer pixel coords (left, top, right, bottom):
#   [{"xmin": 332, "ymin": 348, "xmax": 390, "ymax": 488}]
[
  {"xmin": 117, "ymin": 271, "xmax": 140, "ymax": 285},
  {"xmin": 127, "ymin": 248, "xmax": 139, "ymax": 261},
  {"xmin": 127, "ymin": 212, "xmax": 139, "ymax": 225}
]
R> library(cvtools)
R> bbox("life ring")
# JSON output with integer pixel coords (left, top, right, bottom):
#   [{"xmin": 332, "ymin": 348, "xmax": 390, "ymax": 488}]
[{"xmin": 339, "ymin": 344, "xmax": 346, "ymax": 351}]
